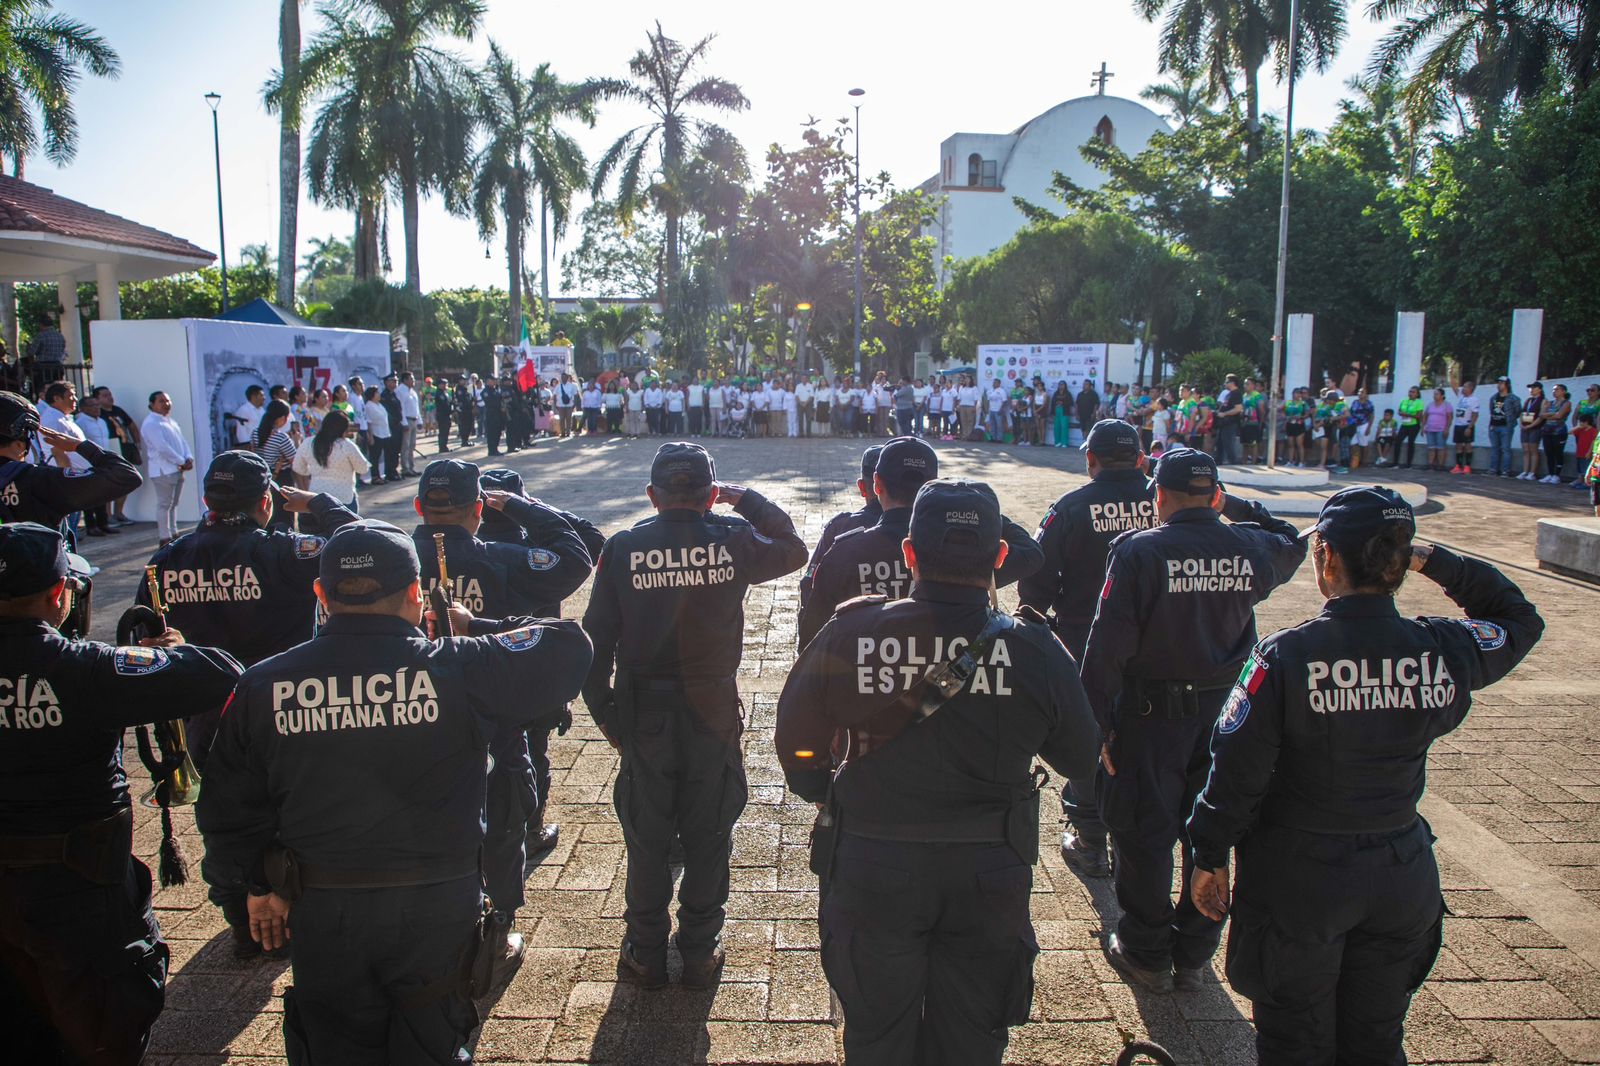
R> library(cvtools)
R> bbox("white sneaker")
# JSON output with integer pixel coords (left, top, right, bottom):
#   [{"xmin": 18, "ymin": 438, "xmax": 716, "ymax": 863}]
[
  {"xmin": 1545, "ymin": 475, "xmax": 1561, "ymax": 484},
  {"xmin": 1521, "ymin": 472, "xmax": 1536, "ymax": 481}
]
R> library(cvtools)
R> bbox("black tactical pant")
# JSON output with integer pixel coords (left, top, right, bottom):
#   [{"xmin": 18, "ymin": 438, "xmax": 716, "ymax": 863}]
[
  {"xmin": 283, "ymin": 876, "xmax": 480, "ymax": 1066},
  {"xmin": 613, "ymin": 688, "xmax": 747, "ymax": 963},
  {"xmin": 1228, "ymin": 820, "xmax": 1443, "ymax": 1066},
  {"xmin": 528, "ymin": 726, "xmax": 554, "ymax": 813},
  {"xmin": 484, "ymin": 737, "xmax": 535, "ymax": 914},
  {"xmin": 1055, "ymin": 622, "xmax": 1104, "ymax": 847},
  {"xmin": 1098, "ymin": 689, "xmax": 1226, "ymax": 971},
  {"xmin": 485, "ymin": 417, "xmax": 503, "ymax": 456},
  {"xmin": 0, "ymin": 858, "xmax": 167, "ymax": 1066},
  {"xmin": 822, "ymin": 834, "xmax": 1037, "ymax": 1065}
]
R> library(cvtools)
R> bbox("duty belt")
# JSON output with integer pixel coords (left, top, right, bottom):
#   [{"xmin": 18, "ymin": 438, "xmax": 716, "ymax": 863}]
[
  {"xmin": 1126, "ymin": 668, "xmax": 1240, "ymax": 719},
  {"xmin": 0, "ymin": 808, "xmax": 133, "ymax": 884},
  {"xmin": 846, "ymin": 811, "xmax": 1008, "ymax": 845},
  {"xmin": 632, "ymin": 674, "xmax": 736, "ymax": 694},
  {"xmin": 298, "ymin": 861, "xmax": 479, "ymax": 891}
]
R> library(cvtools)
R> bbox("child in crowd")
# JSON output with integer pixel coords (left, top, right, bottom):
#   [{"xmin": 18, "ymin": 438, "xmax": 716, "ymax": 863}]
[{"xmin": 1375, "ymin": 409, "xmax": 1399, "ymax": 467}]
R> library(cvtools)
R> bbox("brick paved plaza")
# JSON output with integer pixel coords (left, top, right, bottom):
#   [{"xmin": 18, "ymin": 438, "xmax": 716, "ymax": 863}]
[{"xmin": 83, "ymin": 433, "xmax": 1600, "ymax": 1065}]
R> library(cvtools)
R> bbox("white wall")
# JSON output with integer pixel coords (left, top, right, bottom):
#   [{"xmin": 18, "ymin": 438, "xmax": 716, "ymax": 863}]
[
  {"xmin": 1359, "ymin": 373, "xmax": 1600, "ymax": 454},
  {"xmin": 89, "ymin": 319, "xmax": 204, "ymax": 523}
]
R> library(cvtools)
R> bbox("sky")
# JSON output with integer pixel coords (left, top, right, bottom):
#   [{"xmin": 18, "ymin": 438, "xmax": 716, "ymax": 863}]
[{"xmin": 47, "ymin": 0, "xmax": 1394, "ymax": 297}]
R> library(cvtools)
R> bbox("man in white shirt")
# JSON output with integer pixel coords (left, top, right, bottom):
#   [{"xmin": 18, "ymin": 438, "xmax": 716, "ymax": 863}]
[
  {"xmin": 957, "ymin": 378, "xmax": 979, "ymax": 440},
  {"xmin": 860, "ymin": 382, "xmax": 878, "ymax": 437},
  {"xmin": 230, "ymin": 385, "xmax": 265, "ymax": 446},
  {"xmin": 794, "ymin": 377, "xmax": 814, "ymax": 437},
  {"xmin": 643, "ymin": 381, "xmax": 665, "ymax": 436},
  {"xmin": 396, "ymin": 371, "xmax": 423, "ymax": 476},
  {"xmin": 1452, "ymin": 379, "xmax": 1481, "ymax": 474},
  {"xmin": 780, "ymin": 380, "xmax": 798, "ymax": 437},
  {"xmin": 912, "ymin": 379, "xmax": 931, "ymax": 437},
  {"xmin": 555, "ymin": 374, "xmax": 579, "ymax": 438},
  {"xmin": 985, "ymin": 379, "xmax": 1007, "ymax": 442},
  {"xmin": 140, "ymin": 390, "xmax": 195, "ymax": 546},
  {"xmin": 35, "ymin": 381, "xmax": 84, "ymax": 472},
  {"xmin": 686, "ymin": 379, "xmax": 706, "ymax": 437},
  {"xmin": 746, "ymin": 384, "xmax": 765, "ymax": 438},
  {"xmin": 707, "ymin": 377, "xmax": 725, "ymax": 437}
]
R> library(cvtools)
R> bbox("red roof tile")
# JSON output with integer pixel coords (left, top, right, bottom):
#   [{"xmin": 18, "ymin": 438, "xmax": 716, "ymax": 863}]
[{"xmin": 0, "ymin": 175, "xmax": 213, "ymax": 262}]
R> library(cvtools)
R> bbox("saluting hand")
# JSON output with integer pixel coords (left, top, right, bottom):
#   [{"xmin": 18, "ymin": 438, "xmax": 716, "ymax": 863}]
[
  {"xmin": 712, "ymin": 482, "xmax": 746, "ymax": 507},
  {"xmin": 277, "ymin": 486, "xmax": 317, "ymax": 513},
  {"xmin": 482, "ymin": 489, "xmax": 517, "ymax": 511},
  {"xmin": 1191, "ymin": 865, "xmax": 1231, "ymax": 921},
  {"xmin": 37, "ymin": 426, "xmax": 81, "ymax": 453},
  {"xmin": 1409, "ymin": 544, "xmax": 1433, "ymax": 572},
  {"xmin": 247, "ymin": 891, "xmax": 291, "ymax": 951}
]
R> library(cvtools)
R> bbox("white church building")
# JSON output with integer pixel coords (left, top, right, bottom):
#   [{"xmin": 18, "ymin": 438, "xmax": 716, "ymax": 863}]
[{"xmin": 918, "ymin": 86, "xmax": 1170, "ymax": 285}]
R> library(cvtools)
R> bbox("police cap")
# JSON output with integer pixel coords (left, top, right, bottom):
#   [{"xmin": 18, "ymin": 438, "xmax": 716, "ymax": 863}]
[
  {"xmin": 0, "ymin": 522, "xmax": 72, "ymax": 599},
  {"xmin": 650, "ymin": 442, "xmax": 714, "ymax": 492},
  {"xmin": 1154, "ymin": 446, "xmax": 1220, "ymax": 495},
  {"xmin": 0, "ymin": 390, "xmax": 39, "ymax": 442},
  {"xmin": 1080, "ymin": 418, "xmax": 1142, "ymax": 459},
  {"xmin": 860, "ymin": 445, "xmax": 884, "ymax": 482},
  {"xmin": 479, "ymin": 467, "xmax": 525, "ymax": 496},
  {"xmin": 319, "ymin": 520, "xmax": 420, "ymax": 604},
  {"xmin": 203, "ymin": 450, "xmax": 273, "ymax": 509},
  {"xmin": 910, "ymin": 479, "xmax": 1002, "ymax": 558},
  {"xmin": 420, "ymin": 459, "xmax": 481, "ymax": 507},
  {"xmin": 1301, "ymin": 486, "xmax": 1415, "ymax": 553},
  {"xmin": 875, "ymin": 436, "xmax": 938, "ymax": 494}
]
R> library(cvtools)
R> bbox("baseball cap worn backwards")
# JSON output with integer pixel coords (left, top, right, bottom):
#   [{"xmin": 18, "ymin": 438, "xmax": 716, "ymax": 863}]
[
  {"xmin": 1155, "ymin": 447, "xmax": 1220, "ymax": 494},
  {"xmin": 420, "ymin": 459, "xmax": 481, "ymax": 507},
  {"xmin": 203, "ymin": 450, "xmax": 273, "ymax": 509},
  {"xmin": 0, "ymin": 522, "xmax": 70, "ymax": 599},
  {"xmin": 650, "ymin": 442, "xmax": 715, "ymax": 492},
  {"xmin": 1081, "ymin": 418, "xmax": 1141, "ymax": 457},
  {"xmin": 1300, "ymin": 486, "xmax": 1415, "ymax": 552},
  {"xmin": 910, "ymin": 479, "xmax": 1002, "ymax": 557},
  {"xmin": 319, "ymin": 520, "xmax": 420, "ymax": 604}
]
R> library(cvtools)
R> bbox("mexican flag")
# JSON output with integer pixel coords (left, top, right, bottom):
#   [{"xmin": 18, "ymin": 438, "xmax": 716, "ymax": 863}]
[
  {"xmin": 1237, "ymin": 654, "xmax": 1268, "ymax": 695},
  {"xmin": 516, "ymin": 315, "xmax": 538, "ymax": 391}
]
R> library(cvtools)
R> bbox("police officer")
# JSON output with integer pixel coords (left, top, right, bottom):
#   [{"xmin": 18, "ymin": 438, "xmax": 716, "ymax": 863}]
[
  {"xmin": 776, "ymin": 480, "xmax": 1099, "ymax": 1064},
  {"xmin": 797, "ymin": 436, "xmax": 1044, "ymax": 649},
  {"xmin": 411, "ymin": 459, "xmax": 593, "ymax": 950},
  {"xmin": 799, "ymin": 444, "xmax": 883, "ymax": 607},
  {"xmin": 1082, "ymin": 447, "xmax": 1305, "ymax": 993},
  {"xmin": 582, "ymin": 443, "xmax": 806, "ymax": 988},
  {"xmin": 0, "ymin": 522, "xmax": 241, "ymax": 1065},
  {"xmin": 196, "ymin": 521, "xmax": 592, "ymax": 1065},
  {"xmin": 1188, "ymin": 489, "xmax": 1542, "ymax": 1064},
  {"xmin": 1017, "ymin": 419, "xmax": 1157, "ymax": 877},
  {"xmin": 0, "ymin": 390, "xmax": 142, "ymax": 536},
  {"xmin": 483, "ymin": 377, "xmax": 506, "ymax": 457}
]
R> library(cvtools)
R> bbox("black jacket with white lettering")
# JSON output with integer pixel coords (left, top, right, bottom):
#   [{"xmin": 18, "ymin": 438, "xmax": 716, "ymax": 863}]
[
  {"xmin": 415, "ymin": 497, "xmax": 592, "ymax": 620},
  {"xmin": 798, "ymin": 499, "xmax": 881, "ymax": 607},
  {"xmin": 197, "ymin": 612, "xmax": 592, "ymax": 890},
  {"xmin": 797, "ymin": 506, "xmax": 1045, "ymax": 651},
  {"xmin": 1188, "ymin": 548, "xmax": 1543, "ymax": 867},
  {"xmin": 1080, "ymin": 496, "xmax": 1307, "ymax": 733},
  {"xmin": 776, "ymin": 581, "xmax": 1099, "ymax": 820},
  {"xmin": 0, "ymin": 439, "xmax": 143, "ymax": 530},
  {"xmin": 0, "ymin": 617, "xmax": 241, "ymax": 834},
  {"xmin": 1017, "ymin": 468, "xmax": 1158, "ymax": 634},
  {"xmin": 582, "ymin": 490, "xmax": 807, "ymax": 727},
  {"xmin": 138, "ymin": 494, "xmax": 358, "ymax": 667}
]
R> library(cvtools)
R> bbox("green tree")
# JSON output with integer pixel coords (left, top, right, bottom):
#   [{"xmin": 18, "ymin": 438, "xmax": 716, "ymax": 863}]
[
  {"xmin": 472, "ymin": 43, "xmax": 612, "ymax": 340},
  {"xmin": 1140, "ymin": 72, "xmax": 1216, "ymax": 128},
  {"xmin": 560, "ymin": 201, "xmax": 663, "ymax": 297},
  {"xmin": 592, "ymin": 22, "xmax": 749, "ymax": 314},
  {"xmin": 1175, "ymin": 347, "xmax": 1258, "ymax": 392},
  {"xmin": 0, "ymin": 0, "xmax": 119, "ymax": 175},
  {"xmin": 299, "ymin": 234, "xmax": 354, "ymax": 302}
]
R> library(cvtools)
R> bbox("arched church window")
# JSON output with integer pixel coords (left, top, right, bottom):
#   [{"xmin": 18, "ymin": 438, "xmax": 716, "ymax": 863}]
[
  {"xmin": 967, "ymin": 153, "xmax": 982, "ymax": 187},
  {"xmin": 1095, "ymin": 116, "xmax": 1115, "ymax": 147}
]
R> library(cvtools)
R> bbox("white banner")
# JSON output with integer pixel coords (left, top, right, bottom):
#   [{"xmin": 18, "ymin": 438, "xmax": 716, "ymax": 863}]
[
  {"xmin": 977, "ymin": 343, "xmax": 1106, "ymax": 394},
  {"xmin": 186, "ymin": 319, "xmax": 391, "ymax": 479}
]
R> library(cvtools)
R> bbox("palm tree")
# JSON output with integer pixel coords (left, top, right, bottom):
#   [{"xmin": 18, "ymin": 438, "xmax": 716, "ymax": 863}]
[
  {"xmin": 583, "ymin": 302, "xmax": 651, "ymax": 362},
  {"xmin": 291, "ymin": 0, "xmax": 484, "ymax": 357},
  {"xmin": 592, "ymin": 22, "xmax": 749, "ymax": 311},
  {"xmin": 299, "ymin": 234, "xmax": 354, "ymax": 301},
  {"xmin": 1366, "ymin": 0, "xmax": 1577, "ymax": 130},
  {"xmin": 1140, "ymin": 72, "xmax": 1216, "ymax": 128},
  {"xmin": 1133, "ymin": 0, "xmax": 1347, "ymax": 159},
  {"xmin": 0, "ymin": 0, "xmax": 119, "ymax": 176},
  {"xmin": 293, "ymin": 71, "xmax": 387, "ymax": 281},
  {"xmin": 472, "ymin": 43, "xmax": 615, "ymax": 340},
  {"xmin": 271, "ymin": 0, "xmax": 301, "ymax": 310}
]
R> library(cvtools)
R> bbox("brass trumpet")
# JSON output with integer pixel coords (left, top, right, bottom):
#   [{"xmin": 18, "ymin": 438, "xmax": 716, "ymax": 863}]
[{"xmin": 136, "ymin": 566, "xmax": 202, "ymax": 808}]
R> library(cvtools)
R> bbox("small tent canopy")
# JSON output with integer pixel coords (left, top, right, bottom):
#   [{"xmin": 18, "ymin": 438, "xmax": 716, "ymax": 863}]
[{"xmin": 215, "ymin": 298, "xmax": 313, "ymax": 327}]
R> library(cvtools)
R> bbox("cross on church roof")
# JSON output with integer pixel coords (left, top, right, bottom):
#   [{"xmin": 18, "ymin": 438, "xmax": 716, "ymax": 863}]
[{"xmin": 1091, "ymin": 62, "xmax": 1114, "ymax": 96}]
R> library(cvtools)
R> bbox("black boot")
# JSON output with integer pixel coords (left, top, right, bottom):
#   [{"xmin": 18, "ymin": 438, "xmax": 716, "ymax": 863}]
[
  {"xmin": 484, "ymin": 910, "xmax": 525, "ymax": 999},
  {"xmin": 527, "ymin": 805, "xmax": 559, "ymax": 853}
]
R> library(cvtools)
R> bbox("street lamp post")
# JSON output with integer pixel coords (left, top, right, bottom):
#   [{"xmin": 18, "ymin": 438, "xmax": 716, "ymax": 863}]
[
  {"xmin": 1265, "ymin": 0, "xmax": 1300, "ymax": 468},
  {"xmin": 204, "ymin": 92, "xmax": 230, "ymax": 314},
  {"xmin": 796, "ymin": 302, "xmax": 812, "ymax": 374},
  {"xmin": 849, "ymin": 88, "xmax": 865, "ymax": 378}
]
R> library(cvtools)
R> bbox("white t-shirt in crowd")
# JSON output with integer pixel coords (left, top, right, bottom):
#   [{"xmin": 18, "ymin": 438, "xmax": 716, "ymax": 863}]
[
  {"xmin": 1453, "ymin": 392, "xmax": 1481, "ymax": 426},
  {"xmin": 987, "ymin": 386, "xmax": 1006, "ymax": 412},
  {"xmin": 292, "ymin": 436, "xmax": 367, "ymax": 500},
  {"xmin": 687, "ymin": 384, "xmax": 704, "ymax": 406},
  {"xmin": 232, "ymin": 400, "xmax": 263, "ymax": 445},
  {"xmin": 957, "ymin": 385, "xmax": 978, "ymax": 407},
  {"xmin": 140, "ymin": 412, "xmax": 193, "ymax": 478},
  {"xmin": 666, "ymin": 389, "xmax": 685, "ymax": 413},
  {"xmin": 364, "ymin": 399, "xmax": 391, "ymax": 439},
  {"xmin": 644, "ymin": 387, "xmax": 664, "ymax": 409},
  {"xmin": 708, "ymin": 385, "xmax": 724, "ymax": 409},
  {"xmin": 795, "ymin": 382, "xmax": 814, "ymax": 404}
]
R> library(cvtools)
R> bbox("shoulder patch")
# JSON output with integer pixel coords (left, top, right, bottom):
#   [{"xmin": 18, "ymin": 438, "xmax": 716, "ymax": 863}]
[
  {"xmin": 294, "ymin": 535, "xmax": 327, "ymax": 559},
  {"xmin": 751, "ymin": 531, "xmax": 773, "ymax": 545},
  {"xmin": 63, "ymin": 468, "xmax": 92, "ymax": 478},
  {"xmin": 1458, "ymin": 618, "xmax": 1507, "ymax": 651},
  {"xmin": 527, "ymin": 548, "xmax": 559, "ymax": 571},
  {"xmin": 114, "ymin": 646, "xmax": 170, "ymax": 676},
  {"xmin": 1035, "ymin": 509, "xmax": 1056, "ymax": 540},
  {"xmin": 1218, "ymin": 685, "xmax": 1251, "ymax": 734},
  {"xmin": 836, "ymin": 594, "xmax": 889, "ymax": 614},
  {"xmin": 493, "ymin": 626, "xmax": 543, "ymax": 652}
]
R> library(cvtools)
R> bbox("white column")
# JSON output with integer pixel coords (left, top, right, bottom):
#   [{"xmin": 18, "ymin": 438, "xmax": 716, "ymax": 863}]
[
  {"xmin": 56, "ymin": 276, "xmax": 82, "ymax": 360},
  {"xmin": 1507, "ymin": 308, "xmax": 1543, "ymax": 388},
  {"xmin": 1392, "ymin": 312, "xmax": 1424, "ymax": 394},
  {"xmin": 1285, "ymin": 313, "xmax": 1313, "ymax": 396},
  {"xmin": 94, "ymin": 262, "xmax": 121, "ymax": 321}
]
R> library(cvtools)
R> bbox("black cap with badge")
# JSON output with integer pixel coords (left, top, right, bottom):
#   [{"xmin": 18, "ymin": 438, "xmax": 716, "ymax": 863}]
[
  {"xmin": 479, "ymin": 467, "xmax": 525, "ymax": 496},
  {"xmin": 0, "ymin": 522, "xmax": 71, "ymax": 599},
  {"xmin": 1299, "ymin": 486, "xmax": 1415, "ymax": 553},
  {"xmin": 0, "ymin": 390, "xmax": 40, "ymax": 442},
  {"xmin": 860, "ymin": 444, "xmax": 884, "ymax": 482},
  {"xmin": 1154, "ymin": 446, "xmax": 1221, "ymax": 495},
  {"xmin": 319, "ymin": 520, "xmax": 420, "ymax": 604},
  {"xmin": 875, "ymin": 436, "xmax": 939, "ymax": 496},
  {"xmin": 1080, "ymin": 418, "xmax": 1142, "ymax": 458},
  {"xmin": 203, "ymin": 450, "xmax": 273, "ymax": 510},
  {"xmin": 419, "ymin": 459, "xmax": 481, "ymax": 508},
  {"xmin": 650, "ymin": 442, "xmax": 715, "ymax": 492},
  {"xmin": 910, "ymin": 478, "xmax": 1003, "ymax": 561}
]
